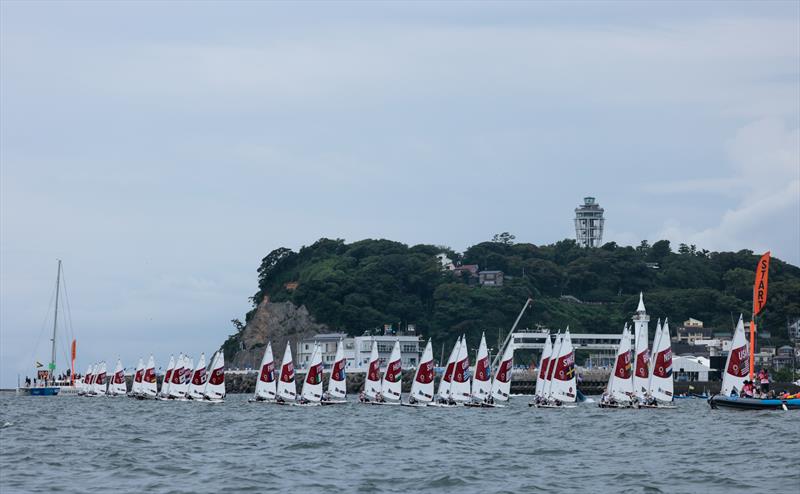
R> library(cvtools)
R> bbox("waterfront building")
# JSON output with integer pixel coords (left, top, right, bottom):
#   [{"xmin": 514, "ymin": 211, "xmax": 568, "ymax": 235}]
[
  {"xmin": 297, "ymin": 331, "xmax": 421, "ymax": 370},
  {"xmin": 478, "ymin": 270, "xmax": 504, "ymax": 287},
  {"xmin": 574, "ymin": 196, "xmax": 605, "ymax": 248},
  {"xmin": 673, "ymin": 355, "xmax": 711, "ymax": 381}
]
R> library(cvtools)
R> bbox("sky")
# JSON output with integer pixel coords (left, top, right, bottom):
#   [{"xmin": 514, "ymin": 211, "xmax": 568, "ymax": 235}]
[{"xmin": 1, "ymin": 1, "xmax": 798, "ymax": 387}]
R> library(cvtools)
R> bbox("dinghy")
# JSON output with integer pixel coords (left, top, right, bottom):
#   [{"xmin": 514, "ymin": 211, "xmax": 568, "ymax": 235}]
[
  {"xmin": 465, "ymin": 333, "xmax": 492, "ymax": 407},
  {"xmin": 166, "ymin": 354, "xmax": 188, "ymax": 400},
  {"xmin": 275, "ymin": 342, "xmax": 297, "ymax": 405},
  {"xmin": 372, "ymin": 340, "xmax": 402, "ymax": 405},
  {"xmin": 632, "ymin": 294, "xmax": 650, "ymax": 402},
  {"xmin": 78, "ymin": 365, "xmax": 93, "ymax": 396},
  {"xmin": 528, "ymin": 332, "xmax": 553, "ymax": 407},
  {"xmin": 359, "ymin": 340, "xmax": 382, "ymax": 404},
  {"xmin": 187, "ymin": 353, "xmax": 207, "ymax": 400},
  {"xmin": 107, "ymin": 359, "xmax": 127, "ymax": 396},
  {"xmin": 322, "ymin": 340, "xmax": 347, "ymax": 405},
  {"xmin": 641, "ymin": 319, "xmax": 676, "ymax": 409},
  {"xmin": 130, "ymin": 358, "xmax": 144, "ymax": 398},
  {"xmin": 93, "ymin": 361, "xmax": 107, "ymax": 397},
  {"xmin": 487, "ymin": 337, "xmax": 514, "ymax": 407},
  {"xmin": 599, "ymin": 325, "xmax": 635, "ymax": 408},
  {"xmin": 449, "ymin": 335, "xmax": 471, "ymax": 405},
  {"xmin": 296, "ymin": 344, "xmax": 324, "ymax": 406},
  {"xmin": 403, "ymin": 340, "xmax": 434, "ymax": 407},
  {"xmin": 159, "ymin": 355, "xmax": 175, "ymax": 399},
  {"xmin": 139, "ymin": 355, "xmax": 158, "ymax": 399},
  {"xmin": 432, "ymin": 337, "xmax": 461, "ymax": 407},
  {"xmin": 250, "ymin": 342, "xmax": 277, "ymax": 403},
  {"xmin": 538, "ymin": 330, "xmax": 577, "ymax": 408},
  {"xmin": 202, "ymin": 351, "xmax": 225, "ymax": 402}
]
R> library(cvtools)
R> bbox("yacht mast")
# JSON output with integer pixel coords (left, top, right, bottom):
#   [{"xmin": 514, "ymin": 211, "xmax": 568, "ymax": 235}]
[{"xmin": 50, "ymin": 260, "xmax": 61, "ymax": 384}]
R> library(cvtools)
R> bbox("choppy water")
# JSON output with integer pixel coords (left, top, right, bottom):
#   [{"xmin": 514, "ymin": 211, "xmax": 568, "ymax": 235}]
[{"xmin": 0, "ymin": 393, "xmax": 797, "ymax": 493}]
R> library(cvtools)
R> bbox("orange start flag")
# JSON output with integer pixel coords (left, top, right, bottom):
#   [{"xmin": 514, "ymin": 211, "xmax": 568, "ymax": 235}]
[
  {"xmin": 71, "ymin": 339, "xmax": 77, "ymax": 385},
  {"xmin": 753, "ymin": 251, "xmax": 771, "ymax": 316}
]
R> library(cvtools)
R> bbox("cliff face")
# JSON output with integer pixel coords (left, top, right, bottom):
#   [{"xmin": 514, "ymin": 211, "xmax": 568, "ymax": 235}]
[{"xmin": 227, "ymin": 297, "xmax": 329, "ymax": 369}]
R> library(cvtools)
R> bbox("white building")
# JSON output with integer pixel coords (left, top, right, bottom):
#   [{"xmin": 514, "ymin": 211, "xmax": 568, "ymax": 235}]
[
  {"xmin": 574, "ymin": 196, "xmax": 605, "ymax": 248},
  {"xmin": 297, "ymin": 333, "xmax": 355, "ymax": 369},
  {"xmin": 673, "ymin": 356, "xmax": 711, "ymax": 381},
  {"xmin": 297, "ymin": 332, "xmax": 421, "ymax": 371}
]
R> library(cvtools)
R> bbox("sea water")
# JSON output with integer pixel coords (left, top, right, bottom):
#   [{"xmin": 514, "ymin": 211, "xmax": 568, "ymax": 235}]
[{"xmin": 0, "ymin": 393, "xmax": 797, "ymax": 493}]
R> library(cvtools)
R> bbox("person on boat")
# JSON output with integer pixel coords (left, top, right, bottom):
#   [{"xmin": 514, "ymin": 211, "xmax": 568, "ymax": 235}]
[
  {"xmin": 741, "ymin": 381, "xmax": 755, "ymax": 397},
  {"xmin": 375, "ymin": 392, "xmax": 385, "ymax": 403},
  {"xmin": 276, "ymin": 395, "xmax": 285, "ymax": 404},
  {"xmin": 408, "ymin": 395, "xmax": 417, "ymax": 405},
  {"xmin": 359, "ymin": 391, "xmax": 366, "ymax": 403},
  {"xmin": 486, "ymin": 395, "xmax": 494, "ymax": 405},
  {"xmin": 322, "ymin": 391, "xmax": 330, "ymax": 402},
  {"xmin": 758, "ymin": 369, "xmax": 770, "ymax": 393}
]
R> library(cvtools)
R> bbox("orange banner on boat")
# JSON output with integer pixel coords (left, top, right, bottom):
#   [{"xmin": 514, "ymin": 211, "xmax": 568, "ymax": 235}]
[
  {"xmin": 71, "ymin": 339, "xmax": 76, "ymax": 361},
  {"xmin": 753, "ymin": 251, "xmax": 770, "ymax": 315}
]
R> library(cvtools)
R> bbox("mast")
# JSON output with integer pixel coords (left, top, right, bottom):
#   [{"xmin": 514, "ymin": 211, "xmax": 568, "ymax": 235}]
[
  {"xmin": 50, "ymin": 260, "xmax": 62, "ymax": 385},
  {"xmin": 491, "ymin": 298, "xmax": 532, "ymax": 371}
]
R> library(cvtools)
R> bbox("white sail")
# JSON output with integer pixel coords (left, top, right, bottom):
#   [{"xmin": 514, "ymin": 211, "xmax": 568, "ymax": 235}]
[
  {"xmin": 108, "ymin": 359, "xmax": 127, "ymax": 396},
  {"xmin": 548, "ymin": 330, "xmax": 577, "ymax": 403},
  {"xmin": 276, "ymin": 342, "xmax": 297, "ymax": 402},
  {"xmin": 437, "ymin": 337, "xmax": 460, "ymax": 400},
  {"xmin": 632, "ymin": 296, "xmax": 650, "ymax": 400},
  {"xmin": 535, "ymin": 333, "xmax": 553, "ymax": 398},
  {"xmin": 80, "ymin": 364, "xmax": 92, "ymax": 394},
  {"xmin": 94, "ymin": 361, "xmax": 107, "ymax": 396},
  {"xmin": 168, "ymin": 354, "xmax": 187, "ymax": 399},
  {"xmin": 470, "ymin": 332, "xmax": 492, "ymax": 401},
  {"xmin": 364, "ymin": 340, "xmax": 381, "ymax": 400},
  {"xmin": 544, "ymin": 333, "xmax": 563, "ymax": 399},
  {"xmin": 490, "ymin": 339, "xmax": 514, "ymax": 402},
  {"xmin": 254, "ymin": 342, "xmax": 277, "ymax": 401},
  {"xmin": 380, "ymin": 340, "xmax": 403, "ymax": 402},
  {"xmin": 141, "ymin": 355, "xmax": 158, "ymax": 398},
  {"xmin": 721, "ymin": 315, "xmax": 749, "ymax": 397},
  {"xmin": 327, "ymin": 340, "xmax": 347, "ymax": 399},
  {"xmin": 161, "ymin": 355, "xmax": 175, "ymax": 397},
  {"xmin": 450, "ymin": 336, "xmax": 471, "ymax": 402},
  {"xmin": 203, "ymin": 351, "xmax": 225, "ymax": 401},
  {"xmin": 132, "ymin": 358, "xmax": 144, "ymax": 396},
  {"xmin": 409, "ymin": 340, "xmax": 434, "ymax": 403},
  {"xmin": 608, "ymin": 325, "xmax": 634, "ymax": 402},
  {"xmin": 187, "ymin": 353, "xmax": 207, "ymax": 400},
  {"xmin": 649, "ymin": 319, "xmax": 673, "ymax": 402},
  {"xmin": 301, "ymin": 344, "xmax": 324, "ymax": 403}
]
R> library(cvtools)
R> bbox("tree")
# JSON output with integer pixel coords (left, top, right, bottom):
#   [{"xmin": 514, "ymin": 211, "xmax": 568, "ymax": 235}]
[
  {"xmin": 636, "ymin": 240, "xmax": 651, "ymax": 255},
  {"xmin": 492, "ymin": 232, "xmax": 516, "ymax": 245},
  {"xmin": 649, "ymin": 240, "xmax": 671, "ymax": 262},
  {"xmin": 678, "ymin": 243, "xmax": 691, "ymax": 255}
]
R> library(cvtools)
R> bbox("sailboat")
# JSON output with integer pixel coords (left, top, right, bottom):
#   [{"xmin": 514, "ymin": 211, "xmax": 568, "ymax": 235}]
[
  {"xmin": 433, "ymin": 337, "xmax": 461, "ymax": 406},
  {"xmin": 600, "ymin": 324, "xmax": 635, "ymax": 408},
  {"xmin": 488, "ymin": 337, "xmax": 514, "ymax": 407},
  {"xmin": 187, "ymin": 353, "xmax": 207, "ymax": 400},
  {"xmin": 275, "ymin": 342, "xmax": 297, "ymax": 404},
  {"xmin": 160, "ymin": 355, "xmax": 175, "ymax": 398},
  {"xmin": 202, "ymin": 351, "xmax": 225, "ymax": 402},
  {"xmin": 449, "ymin": 335, "xmax": 471, "ymax": 405},
  {"xmin": 92, "ymin": 361, "xmax": 107, "ymax": 397},
  {"xmin": 250, "ymin": 342, "xmax": 277, "ymax": 403},
  {"xmin": 139, "ymin": 355, "xmax": 158, "ymax": 400},
  {"xmin": 296, "ymin": 344, "xmax": 324, "ymax": 406},
  {"xmin": 632, "ymin": 293, "xmax": 650, "ymax": 402},
  {"xmin": 529, "ymin": 331, "xmax": 553, "ymax": 407},
  {"xmin": 78, "ymin": 365, "xmax": 93, "ymax": 396},
  {"xmin": 322, "ymin": 340, "xmax": 347, "ymax": 405},
  {"xmin": 403, "ymin": 340, "xmax": 434, "ymax": 407},
  {"xmin": 360, "ymin": 340, "xmax": 382, "ymax": 403},
  {"xmin": 539, "ymin": 330, "xmax": 577, "ymax": 408},
  {"xmin": 373, "ymin": 340, "xmax": 402, "ymax": 405},
  {"xmin": 107, "ymin": 359, "xmax": 127, "ymax": 397},
  {"xmin": 642, "ymin": 319, "xmax": 675, "ymax": 409},
  {"xmin": 165, "ymin": 353, "xmax": 187, "ymax": 400},
  {"xmin": 130, "ymin": 358, "xmax": 144, "ymax": 398},
  {"xmin": 465, "ymin": 332, "xmax": 492, "ymax": 407}
]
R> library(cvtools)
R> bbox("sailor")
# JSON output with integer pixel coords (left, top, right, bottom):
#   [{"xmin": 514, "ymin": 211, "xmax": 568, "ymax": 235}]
[
  {"xmin": 408, "ymin": 395, "xmax": 417, "ymax": 405},
  {"xmin": 758, "ymin": 369, "xmax": 770, "ymax": 393},
  {"xmin": 322, "ymin": 391, "xmax": 330, "ymax": 402},
  {"xmin": 359, "ymin": 391, "xmax": 367, "ymax": 403},
  {"xmin": 276, "ymin": 395, "xmax": 285, "ymax": 404}
]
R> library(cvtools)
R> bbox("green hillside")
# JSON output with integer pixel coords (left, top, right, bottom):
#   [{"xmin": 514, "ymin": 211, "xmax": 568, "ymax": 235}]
[{"xmin": 224, "ymin": 237, "xmax": 800, "ymax": 361}]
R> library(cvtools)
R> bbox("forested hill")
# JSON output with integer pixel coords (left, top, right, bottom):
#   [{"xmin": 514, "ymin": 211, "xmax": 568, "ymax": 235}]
[{"xmin": 224, "ymin": 237, "xmax": 800, "ymax": 361}]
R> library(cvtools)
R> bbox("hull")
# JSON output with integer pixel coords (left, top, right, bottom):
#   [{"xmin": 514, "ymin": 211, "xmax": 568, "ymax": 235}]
[
  {"xmin": 708, "ymin": 395, "xmax": 800, "ymax": 410},
  {"xmin": 401, "ymin": 402, "xmax": 430, "ymax": 408},
  {"xmin": 598, "ymin": 402, "xmax": 635, "ymax": 409},
  {"xmin": 529, "ymin": 403, "xmax": 577, "ymax": 409},
  {"xmin": 640, "ymin": 403, "xmax": 677, "ymax": 409},
  {"xmin": 248, "ymin": 397, "xmax": 276, "ymax": 404},
  {"xmin": 362, "ymin": 400, "xmax": 401, "ymax": 406},
  {"xmin": 24, "ymin": 387, "xmax": 60, "ymax": 396},
  {"xmin": 292, "ymin": 402, "xmax": 322, "ymax": 407},
  {"xmin": 320, "ymin": 400, "xmax": 348, "ymax": 406}
]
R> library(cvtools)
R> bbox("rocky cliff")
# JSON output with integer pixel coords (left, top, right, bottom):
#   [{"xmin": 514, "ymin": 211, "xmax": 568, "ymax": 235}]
[{"xmin": 224, "ymin": 297, "xmax": 329, "ymax": 369}]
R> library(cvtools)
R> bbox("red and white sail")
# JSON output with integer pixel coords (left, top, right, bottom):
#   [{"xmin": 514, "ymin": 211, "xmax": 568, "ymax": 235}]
[
  {"xmin": 632, "ymin": 293, "xmax": 650, "ymax": 400},
  {"xmin": 161, "ymin": 355, "xmax": 175, "ymax": 397},
  {"xmin": 721, "ymin": 315, "xmax": 749, "ymax": 396},
  {"xmin": 131, "ymin": 358, "xmax": 144, "ymax": 396},
  {"xmin": 648, "ymin": 319, "xmax": 673, "ymax": 402},
  {"xmin": 608, "ymin": 325, "xmax": 634, "ymax": 402},
  {"xmin": 381, "ymin": 340, "xmax": 403, "ymax": 402},
  {"xmin": 141, "ymin": 355, "xmax": 158, "ymax": 398},
  {"xmin": 187, "ymin": 353, "xmax": 207, "ymax": 400},
  {"xmin": 471, "ymin": 332, "xmax": 492, "ymax": 402},
  {"xmin": 276, "ymin": 342, "xmax": 297, "ymax": 401},
  {"xmin": 80, "ymin": 364, "xmax": 93, "ymax": 394},
  {"xmin": 409, "ymin": 340, "xmax": 435, "ymax": 403},
  {"xmin": 364, "ymin": 340, "xmax": 381, "ymax": 400},
  {"xmin": 108, "ymin": 359, "xmax": 127, "ymax": 396},
  {"xmin": 437, "ymin": 337, "xmax": 460, "ymax": 401},
  {"xmin": 203, "ymin": 351, "xmax": 225, "ymax": 401},
  {"xmin": 490, "ymin": 339, "xmax": 514, "ymax": 402},
  {"xmin": 254, "ymin": 342, "xmax": 277, "ymax": 401},
  {"xmin": 168, "ymin": 353, "xmax": 187, "ymax": 399},
  {"xmin": 301, "ymin": 344, "xmax": 324, "ymax": 403},
  {"xmin": 549, "ymin": 330, "xmax": 577, "ymax": 403},
  {"xmin": 451, "ymin": 335, "xmax": 471, "ymax": 403},
  {"xmin": 535, "ymin": 332, "xmax": 553, "ymax": 399},
  {"xmin": 327, "ymin": 340, "xmax": 347, "ymax": 400},
  {"xmin": 544, "ymin": 333, "xmax": 563, "ymax": 398},
  {"xmin": 93, "ymin": 361, "xmax": 107, "ymax": 396}
]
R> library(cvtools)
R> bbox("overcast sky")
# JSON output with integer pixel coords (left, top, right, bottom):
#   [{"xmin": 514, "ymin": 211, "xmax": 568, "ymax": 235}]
[{"xmin": 1, "ymin": 1, "xmax": 798, "ymax": 387}]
